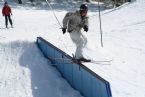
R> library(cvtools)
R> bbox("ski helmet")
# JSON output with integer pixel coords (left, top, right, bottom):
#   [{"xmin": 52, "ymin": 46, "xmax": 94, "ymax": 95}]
[
  {"xmin": 80, "ymin": 4, "xmax": 88, "ymax": 11},
  {"xmin": 4, "ymin": 1, "xmax": 8, "ymax": 5}
]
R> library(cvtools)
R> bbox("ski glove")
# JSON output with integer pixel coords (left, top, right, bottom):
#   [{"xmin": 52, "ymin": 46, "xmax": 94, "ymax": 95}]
[
  {"xmin": 62, "ymin": 28, "xmax": 66, "ymax": 34},
  {"xmin": 84, "ymin": 25, "xmax": 88, "ymax": 32}
]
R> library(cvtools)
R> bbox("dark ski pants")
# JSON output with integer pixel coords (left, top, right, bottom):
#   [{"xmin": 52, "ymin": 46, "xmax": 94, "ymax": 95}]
[{"xmin": 5, "ymin": 15, "xmax": 13, "ymax": 27}]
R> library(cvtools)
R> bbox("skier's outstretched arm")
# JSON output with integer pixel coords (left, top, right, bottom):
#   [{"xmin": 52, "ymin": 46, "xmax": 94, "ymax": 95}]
[{"xmin": 62, "ymin": 12, "xmax": 73, "ymax": 34}]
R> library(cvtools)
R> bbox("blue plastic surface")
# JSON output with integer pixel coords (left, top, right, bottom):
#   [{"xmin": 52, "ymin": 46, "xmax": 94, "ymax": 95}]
[{"xmin": 37, "ymin": 37, "xmax": 112, "ymax": 97}]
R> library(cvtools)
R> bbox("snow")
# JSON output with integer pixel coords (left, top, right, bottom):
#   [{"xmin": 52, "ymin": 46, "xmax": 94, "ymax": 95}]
[{"xmin": 0, "ymin": 0, "xmax": 145, "ymax": 97}]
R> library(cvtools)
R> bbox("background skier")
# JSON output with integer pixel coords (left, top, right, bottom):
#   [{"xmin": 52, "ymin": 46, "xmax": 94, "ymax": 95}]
[
  {"xmin": 2, "ymin": 1, "xmax": 13, "ymax": 28},
  {"xmin": 62, "ymin": 4, "xmax": 90, "ymax": 62}
]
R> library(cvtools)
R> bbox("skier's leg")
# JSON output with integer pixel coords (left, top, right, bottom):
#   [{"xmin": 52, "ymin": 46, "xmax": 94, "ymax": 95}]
[
  {"xmin": 5, "ymin": 16, "xmax": 8, "ymax": 28},
  {"xmin": 75, "ymin": 33, "xmax": 88, "ymax": 61},
  {"xmin": 69, "ymin": 31, "xmax": 85, "ymax": 59},
  {"xmin": 8, "ymin": 15, "xmax": 13, "ymax": 27},
  {"xmin": 75, "ymin": 39, "xmax": 84, "ymax": 59},
  {"xmin": 80, "ymin": 33, "xmax": 88, "ymax": 48}
]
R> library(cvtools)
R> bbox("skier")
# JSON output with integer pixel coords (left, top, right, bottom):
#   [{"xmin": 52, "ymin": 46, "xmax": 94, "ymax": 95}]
[
  {"xmin": 62, "ymin": 4, "xmax": 90, "ymax": 62},
  {"xmin": 2, "ymin": 1, "xmax": 13, "ymax": 28}
]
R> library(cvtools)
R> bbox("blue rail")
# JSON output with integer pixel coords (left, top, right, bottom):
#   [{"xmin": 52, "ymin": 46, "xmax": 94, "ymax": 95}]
[{"xmin": 36, "ymin": 37, "xmax": 112, "ymax": 97}]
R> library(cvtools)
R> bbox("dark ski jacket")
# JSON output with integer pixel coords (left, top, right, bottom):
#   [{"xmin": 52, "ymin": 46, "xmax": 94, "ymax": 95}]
[{"xmin": 2, "ymin": 4, "xmax": 12, "ymax": 16}]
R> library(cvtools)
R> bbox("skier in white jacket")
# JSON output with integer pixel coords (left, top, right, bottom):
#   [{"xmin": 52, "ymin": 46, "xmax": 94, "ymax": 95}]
[{"xmin": 62, "ymin": 4, "xmax": 90, "ymax": 62}]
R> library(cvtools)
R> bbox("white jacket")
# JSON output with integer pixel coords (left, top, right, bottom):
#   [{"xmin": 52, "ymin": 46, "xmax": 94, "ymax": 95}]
[{"xmin": 63, "ymin": 10, "xmax": 89, "ymax": 33}]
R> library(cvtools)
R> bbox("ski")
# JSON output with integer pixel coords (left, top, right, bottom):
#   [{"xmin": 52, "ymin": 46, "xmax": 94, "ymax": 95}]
[
  {"xmin": 71, "ymin": 53, "xmax": 112, "ymax": 65},
  {"xmin": 91, "ymin": 60, "xmax": 112, "ymax": 63},
  {"xmin": 46, "ymin": 54, "xmax": 112, "ymax": 65},
  {"xmin": 71, "ymin": 59, "xmax": 111, "ymax": 65},
  {"xmin": 80, "ymin": 60, "xmax": 112, "ymax": 65},
  {"xmin": 47, "ymin": 57, "xmax": 111, "ymax": 65}
]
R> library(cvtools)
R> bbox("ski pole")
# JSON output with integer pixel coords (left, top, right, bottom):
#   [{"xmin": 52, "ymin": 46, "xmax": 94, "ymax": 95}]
[
  {"xmin": 45, "ymin": 0, "xmax": 63, "ymax": 28},
  {"xmin": 98, "ymin": 0, "xmax": 103, "ymax": 47}
]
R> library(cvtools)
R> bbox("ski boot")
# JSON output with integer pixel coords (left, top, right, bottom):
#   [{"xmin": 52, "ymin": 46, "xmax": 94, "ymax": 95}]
[{"xmin": 77, "ymin": 57, "xmax": 91, "ymax": 62}]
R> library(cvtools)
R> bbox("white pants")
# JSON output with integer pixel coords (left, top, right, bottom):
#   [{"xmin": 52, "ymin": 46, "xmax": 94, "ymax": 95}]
[{"xmin": 69, "ymin": 31, "xmax": 87, "ymax": 59}]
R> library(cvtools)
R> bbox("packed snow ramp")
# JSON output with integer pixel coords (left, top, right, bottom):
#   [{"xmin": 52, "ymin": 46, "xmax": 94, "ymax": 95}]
[{"xmin": 36, "ymin": 37, "xmax": 112, "ymax": 97}]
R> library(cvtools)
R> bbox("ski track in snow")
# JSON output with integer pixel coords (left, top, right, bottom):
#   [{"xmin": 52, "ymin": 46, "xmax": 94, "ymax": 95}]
[{"xmin": 0, "ymin": 42, "xmax": 31, "ymax": 97}]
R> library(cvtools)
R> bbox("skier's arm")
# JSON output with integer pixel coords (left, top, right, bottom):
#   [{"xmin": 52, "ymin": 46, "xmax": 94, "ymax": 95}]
[
  {"xmin": 62, "ymin": 13, "xmax": 70, "ymax": 34},
  {"xmin": 2, "ymin": 7, "xmax": 5, "ymax": 16},
  {"xmin": 62, "ymin": 12, "xmax": 72, "ymax": 29},
  {"xmin": 84, "ymin": 16, "xmax": 89, "ymax": 27},
  {"xmin": 10, "ymin": 8, "xmax": 12, "ymax": 15},
  {"xmin": 9, "ymin": 6, "xmax": 12, "ymax": 15},
  {"xmin": 83, "ymin": 16, "xmax": 89, "ymax": 32}
]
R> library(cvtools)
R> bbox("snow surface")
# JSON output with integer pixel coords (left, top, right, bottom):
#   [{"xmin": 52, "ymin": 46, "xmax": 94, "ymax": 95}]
[{"xmin": 0, "ymin": 0, "xmax": 145, "ymax": 97}]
